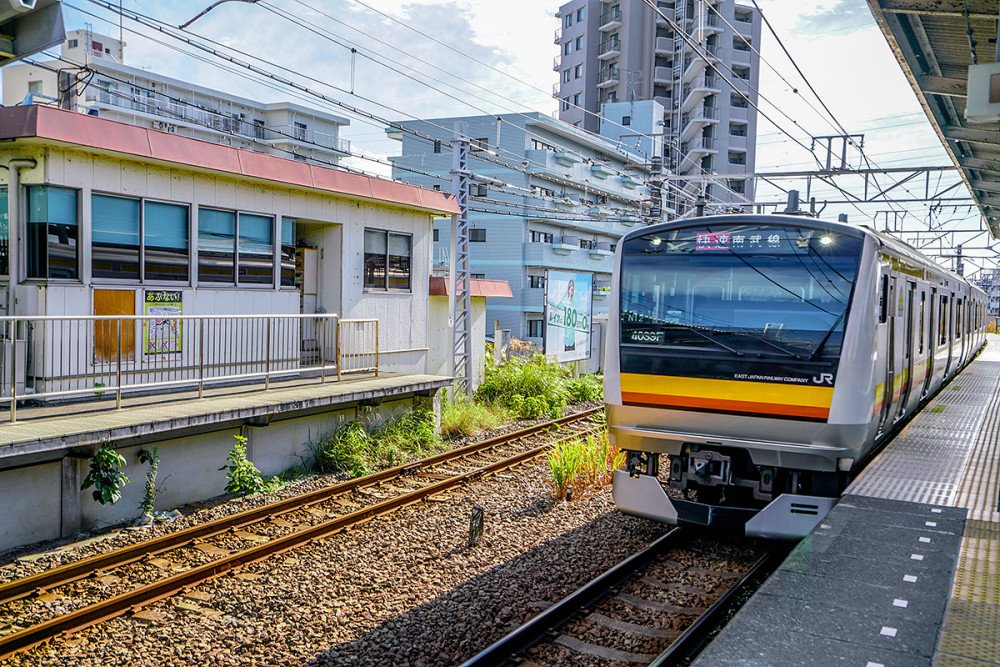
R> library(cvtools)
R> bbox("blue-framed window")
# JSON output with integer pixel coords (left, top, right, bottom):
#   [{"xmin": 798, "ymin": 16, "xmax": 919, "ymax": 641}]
[{"xmin": 28, "ymin": 186, "xmax": 79, "ymax": 280}]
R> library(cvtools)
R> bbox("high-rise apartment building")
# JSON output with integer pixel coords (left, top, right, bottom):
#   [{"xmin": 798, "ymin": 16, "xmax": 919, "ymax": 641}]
[{"xmin": 555, "ymin": 0, "xmax": 761, "ymax": 213}]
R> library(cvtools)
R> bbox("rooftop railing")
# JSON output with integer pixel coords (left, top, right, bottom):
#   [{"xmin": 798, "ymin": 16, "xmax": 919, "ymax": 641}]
[{"xmin": 0, "ymin": 314, "xmax": 378, "ymax": 423}]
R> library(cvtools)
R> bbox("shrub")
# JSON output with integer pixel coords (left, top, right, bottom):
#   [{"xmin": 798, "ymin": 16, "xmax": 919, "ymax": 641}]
[
  {"xmin": 476, "ymin": 353, "xmax": 569, "ymax": 419},
  {"xmin": 220, "ymin": 435, "xmax": 264, "ymax": 496},
  {"xmin": 566, "ymin": 373, "xmax": 603, "ymax": 403},
  {"xmin": 82, "ymin": 442, "xmax": 129, "ymax": 506}
]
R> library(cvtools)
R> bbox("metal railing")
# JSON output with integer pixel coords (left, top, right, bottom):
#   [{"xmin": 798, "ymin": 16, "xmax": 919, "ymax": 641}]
[
  {"xmin": 599, "ymin": 7, "xmax": 622, "ymax": 26},
  {"xmin": 0, "ymin": 314, "xmax": 379, "ymax": 423},
  {"xmin": 83, "ymin": 87, "xmax": 351, "ymax": 154}
]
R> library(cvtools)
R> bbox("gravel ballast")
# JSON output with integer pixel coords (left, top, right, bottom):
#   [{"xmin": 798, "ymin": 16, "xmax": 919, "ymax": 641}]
[{"xmin": 5, "ymin": 413, "xmax": 670, "ymax": 666}]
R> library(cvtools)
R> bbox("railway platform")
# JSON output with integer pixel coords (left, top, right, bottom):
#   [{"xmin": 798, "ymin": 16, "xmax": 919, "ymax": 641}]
[{"xmin": 693, "ymin": 337, "xmax": 1000, "ymax": 667}]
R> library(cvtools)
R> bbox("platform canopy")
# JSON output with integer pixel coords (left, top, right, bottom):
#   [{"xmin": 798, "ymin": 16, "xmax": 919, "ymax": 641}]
[{"xmin": 869, "ymin": 0, "xmax": 1000, "ymax": 239}]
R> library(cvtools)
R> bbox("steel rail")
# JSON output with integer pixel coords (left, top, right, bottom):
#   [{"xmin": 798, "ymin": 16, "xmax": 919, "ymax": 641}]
[
  {"xmin": 459, "ymin": 527, "xmax": 684, "ymax": 667},
  {"xmin": 0, "ymin": 411, "xmax": 604, "ymax": 659},
  {"xmin": 0, "ymin": 408, "xmax": 602, "ymax": 605},
  {"xmin": 647, "ymin": 546, "xmax": 790, "ymax": 667}
]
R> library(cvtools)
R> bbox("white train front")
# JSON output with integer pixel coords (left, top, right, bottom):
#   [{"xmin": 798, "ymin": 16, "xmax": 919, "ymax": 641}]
[{"xmin": 605, "ymin": 214, "xmax": 986, "ymax": 539}]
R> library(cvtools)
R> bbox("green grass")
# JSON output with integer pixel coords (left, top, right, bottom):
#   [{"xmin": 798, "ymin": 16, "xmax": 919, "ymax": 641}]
[
  {"xmin": 441, "ymin": 399, "xmax": 511, "ymax": 439},
  {"xmin": 306, "ymin": 408, "xmax": 443, "ymax": 478},
  {"xmin": 547, "ymin": 429, "xmax": 621, "ymax": 501}
]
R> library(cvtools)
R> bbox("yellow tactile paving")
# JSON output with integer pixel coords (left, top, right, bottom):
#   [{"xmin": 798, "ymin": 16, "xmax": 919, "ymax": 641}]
[{"xmin": 935, "ymin": 355, "xmax": 1000, "ymax": 667}]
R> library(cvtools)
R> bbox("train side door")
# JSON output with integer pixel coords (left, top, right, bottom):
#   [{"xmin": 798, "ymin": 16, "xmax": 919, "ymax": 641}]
[
  {"xmin": 877, "ymin": 273, "xmax": 896, "ymax": 435},
  {"xmin": 944, "ymin": 292, "xmax": 955, "ymax": 377},
  {"xmin": 896, "ymin": 281, "xmax": 916, "ymax": 421},
  {"xmin": 921, "ymin": 288, "xmax": 935, "ymax": 398}
]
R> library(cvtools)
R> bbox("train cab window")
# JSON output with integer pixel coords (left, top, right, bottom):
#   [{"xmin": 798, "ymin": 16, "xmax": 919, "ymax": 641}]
[{"xmin": 619, "ymin": 222, "xmax": 864, "ymax": 365}]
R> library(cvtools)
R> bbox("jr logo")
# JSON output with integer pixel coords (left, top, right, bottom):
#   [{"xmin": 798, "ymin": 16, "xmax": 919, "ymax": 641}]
[{"xmin": 812, "ymin": 373, "xmax": 834, "ymax": 385}]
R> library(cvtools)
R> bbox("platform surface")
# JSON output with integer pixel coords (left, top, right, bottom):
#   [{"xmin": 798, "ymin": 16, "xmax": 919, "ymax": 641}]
[
  {"xmin": 0, "ymin": 373, "xmax": 452, "ymax": 463},
  {"xmin": 694, "ymin": 336, "xmax": 1000, "ymax": 667}
]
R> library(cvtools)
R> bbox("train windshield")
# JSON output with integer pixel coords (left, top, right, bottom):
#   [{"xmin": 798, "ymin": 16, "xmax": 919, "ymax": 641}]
[{"xmin": 620, "ymin": 222, "xmax": 864, "ymax": 363}]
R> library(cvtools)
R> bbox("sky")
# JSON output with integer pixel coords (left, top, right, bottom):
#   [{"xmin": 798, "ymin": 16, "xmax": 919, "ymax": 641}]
[{"xmin": 52, "ymin": 0, "xmax": 995, "ymax": 273}]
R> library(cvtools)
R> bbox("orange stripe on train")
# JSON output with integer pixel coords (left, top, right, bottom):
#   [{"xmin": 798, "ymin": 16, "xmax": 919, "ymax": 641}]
[{"xmin": 621, "ymin": 391, "xmax": 830, "ymax": 419}]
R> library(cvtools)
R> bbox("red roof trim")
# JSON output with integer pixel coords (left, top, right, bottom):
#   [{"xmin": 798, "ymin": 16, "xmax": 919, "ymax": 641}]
[{"xmin": 1, "ymin": 106, "xmax": 459, "ymax": 215}]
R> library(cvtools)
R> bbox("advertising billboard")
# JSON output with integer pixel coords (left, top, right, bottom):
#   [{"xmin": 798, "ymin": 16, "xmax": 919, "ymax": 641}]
[{"xmin": 545, "ymin": 271, "xmax": 593, "ymax": 362}]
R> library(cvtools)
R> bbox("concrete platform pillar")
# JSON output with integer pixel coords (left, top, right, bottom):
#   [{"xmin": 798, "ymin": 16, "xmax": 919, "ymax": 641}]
[
  {"xmin": 60, "ymin": 455, "xmax": 81, "ymax": 538},
  {"xmin": 414, "ymin": 389, "xmax": 442, "ymax": 429}
]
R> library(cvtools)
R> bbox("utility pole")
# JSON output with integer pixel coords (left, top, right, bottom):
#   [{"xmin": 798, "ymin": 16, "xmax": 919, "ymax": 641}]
[
  {"xmin": 449, "ymin": 122, "xmax": 472, "ymax": 398},
  {"xmin": 648, "ymin": 155, "xmax": 662, "ymax": 225},
  {"xmin": 811, "ymin": 134, "xmax": 865, "ymax": 171}
]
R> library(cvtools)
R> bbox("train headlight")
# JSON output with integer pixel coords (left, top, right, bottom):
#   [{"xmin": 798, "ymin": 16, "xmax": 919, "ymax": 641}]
[
  {"xmin": 819, "ymin": 235, "xmax": 833, "ymax": 246},
  {"xmin": 650, "ymin": 237, "xmax": 662, "ymax": 247}
]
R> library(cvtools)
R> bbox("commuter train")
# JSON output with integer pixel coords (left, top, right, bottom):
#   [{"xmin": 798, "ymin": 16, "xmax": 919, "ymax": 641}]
[{"xmin": 605, "ymin": 214, "xmax": 987, "ymax": 539}]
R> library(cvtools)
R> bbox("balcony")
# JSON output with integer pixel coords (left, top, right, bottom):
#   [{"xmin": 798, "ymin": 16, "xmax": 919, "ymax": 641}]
[
  {"xmin": 591, "ymin": 163, "xmax": 613, "ymax": 179},
  {"xmin": 653, "ymin": 66, "xmax": 674, "ymax": 86},
  {"xmin": 83, "ymin": 86, "xmax": 351, "ymax": 155},
  {"xmin": 599, "ymin": 7, "xmax": 622, "ymax": 30},
  {"xmin": 681, "ymin": 136, "xmax": 717, "ymax": 158},
  {"xmin": 554, "ymin": 27, "xmax": 562, "ymax": 44},
  {"xmin": 598, "ymin": 39, "xmax": 621, "ymax": 59},
  {"xmin": 680, "ymin": 106, "xmax": 719, "ymax": 142},
  {"xmin": 553, "ymin": 55, "xmax": 561, "ymax": 71},
  {"xmin": 680, "ymin": 74, "xmax": 720, "ymax": 112},
  {"xmin": 691, "ymin": 13, "xmax": 721, "ymax": 38},
  {"xmin": 523, "ymin": 242, "xmax": 615, "ymax": 274},
  {"xmin": 655, "ymin": 36, "xmax": 674, "ymax": 55},
  {"xmin": 597, "ymin": 67, "xmax": 620, "ymax": 88}
]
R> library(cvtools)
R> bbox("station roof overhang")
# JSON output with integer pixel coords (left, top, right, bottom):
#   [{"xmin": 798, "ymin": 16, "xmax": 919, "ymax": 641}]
[
  {"xmin": 0, "ymin": 105, "xmax": 459, "ymax": 217},
  {"xmin": 868, "ymin": 0, "xmax": 1000, "ymax": 239}
]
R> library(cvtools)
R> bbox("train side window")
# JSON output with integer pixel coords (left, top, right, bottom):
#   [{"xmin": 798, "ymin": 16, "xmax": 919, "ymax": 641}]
[
  {"xmin": 939, "ymin": 295, "xmax": 948, "ymax": 345},
  {"xmin": 879, "ymin": 273, "xmax": 890, "ymax": 323},
  {"xmin": 956, "ymin": 299, "xmax": 963, "ymax": 339},
  {"xmin": 918, "ymin": 291, "xmax": 925, "ymax": 355}
]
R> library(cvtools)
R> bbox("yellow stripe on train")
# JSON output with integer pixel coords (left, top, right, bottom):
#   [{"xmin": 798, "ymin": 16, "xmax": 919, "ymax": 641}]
[{"xmin": 620, "ymin": 373, "xmax": 835, "ymax": 420}]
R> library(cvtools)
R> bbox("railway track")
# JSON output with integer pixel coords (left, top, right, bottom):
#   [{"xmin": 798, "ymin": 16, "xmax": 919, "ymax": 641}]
[
  {"xmin": 0, "ymin": 408, "xmax": 604, "ymax": 660},
  {"xmin": 461, "ymin": 528, "xmax": 786, "ymax": 667}
]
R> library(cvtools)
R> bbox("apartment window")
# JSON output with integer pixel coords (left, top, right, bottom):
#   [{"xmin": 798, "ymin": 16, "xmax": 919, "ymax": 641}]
[
  {"xmin": 729, "ymin": 122, "xmax": 747, "ymax": 136},
  {"xmin": 471, "ymin": 137, "xmax": 489, "ymax": 151},
  {"xmin": 562, "ymin": 98, "xmax": 571, "ymax": 111},
  {"xmin": 622, "ymin": 115, "xmax": 631, "ymax": 126},
  {"xmin": 471, "ymin": 273, "xmax": 486, "ymax": 279},
  {"xmin": 530, "ymin": 230, "xmax": 554, "ymax": 243},
  {"xmin": 531, "ymin": 139, "xmax": 557, "ymax": 151},
  {"xmin": 197, "ymin": 208, "xmax": 274, "ymax": 286},
  {"xmin": 527, "ymin": 319, "xmax": 543, "ymax": 337},
  {"xmin": 433, "ymin": 228, "xmax": 439, "ymax": 242},
  {"xmin": 728, "ymin": 151, "xmax": 747, "ymax": 165},
  {"xmin": 576, "ymin": 7, "xmax": 584, "ymax": 21},
  {"xmin": 728, "ymin": 179, "xmax": 746, "ymax": 194},
  {"xmin": 28, "ymin": 80, "xmax": 43, "ymax": 95},
  {"xmin": 472, "ymin": 184, "xmax": 487, "ymax": 197},
  {"xmin": 253, "ymin": 119, "xmax": 266, "ymax": 139},
  {"xmin": 364, "ymin": 229, "xmax": 411, "ymax": 290},
  {"xmin": 564, "ymin": 13, "xmax": 572, "ymax": 28},
  {"xmin": 433, "ymin": 139, "xmax": 442, "ymax": 153},
  {"xmin": 529, "ymin": 275, "xmax": 545, "ymax": 289},
  {"xmin": 579, "ymin": 239, "xmax": 596, "ymax": 250},
  {"xmin": 573, "ymin": 93, "xmax": 581, "ymax": 106},
  {"xmin": 470, "ymin": 228, "xmax": 487, "ymax": 242},
  {"xmin": 574, "ymin": 64, "xmax": 582, "ymax": 79},
  {"xmin": 68, "ymin": 39, "xmax": 78, "ymax": 48},
  {"xmin": 27, "ymin": 186, "xmax": 78, "ymax": 280},
  {"xmin": 563, "ymin": 42, "xmax": 571, "ymax": 55},
  {"xmin": 532, "ymin": 185, "xmax": 556, "ymax": 197},
  {"xmin": 733, "ymin": 66, "xmax": 750, "ymax": 81},
  {"xmin": 563, "ymin": 69, "xmax": 571, "ymax": 83},
  {"xmin": 607, "ymin": 91, "xmax": 617, "ymax": 102},
  {"xmin": 294, "ymin": 122, "xmax": 307, "ymax": 140},
  {"xmin": 575, "ymin": 36, "xmax": 583, "ymax": 50}
]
